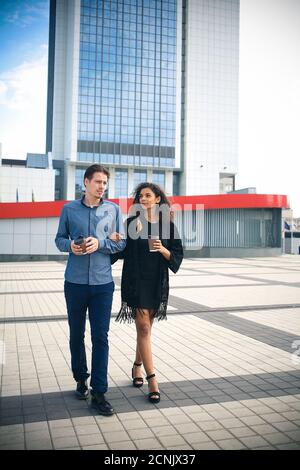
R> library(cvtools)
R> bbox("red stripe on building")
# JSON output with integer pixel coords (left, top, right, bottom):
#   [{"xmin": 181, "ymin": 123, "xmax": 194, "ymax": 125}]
[{"xmin": 0, "ymin": 194, "xmax": 290, "ymax": 219}]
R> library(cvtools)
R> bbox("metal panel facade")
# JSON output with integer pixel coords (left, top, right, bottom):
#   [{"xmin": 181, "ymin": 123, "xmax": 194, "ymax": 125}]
[{"xmin": 175, "ymin": 208, "xmax": 281, "ymax": 249}]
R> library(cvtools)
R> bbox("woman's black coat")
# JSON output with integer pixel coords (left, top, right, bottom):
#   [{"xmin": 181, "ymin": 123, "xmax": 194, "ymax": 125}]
[{"xmin": 111, "ymin": 215, "xmax": 183, "ymax": 322}]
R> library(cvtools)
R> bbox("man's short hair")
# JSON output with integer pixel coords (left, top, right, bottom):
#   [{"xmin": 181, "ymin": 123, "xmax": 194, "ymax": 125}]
[{"xmin": 84, "ymin": 164, "xmax": 110, "ymax": 182}]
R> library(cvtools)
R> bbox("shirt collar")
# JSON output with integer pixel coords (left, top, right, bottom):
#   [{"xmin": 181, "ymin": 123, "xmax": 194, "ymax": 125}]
[{"xmin": 81, "ymin": 195, "xmax": 103, "ymax": 208}]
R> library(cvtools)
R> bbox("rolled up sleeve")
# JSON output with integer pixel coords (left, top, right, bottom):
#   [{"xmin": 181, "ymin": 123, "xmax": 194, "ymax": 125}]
[{"xmin": 55, "ymin": 206, "xmax": 72, "ymax": 253}]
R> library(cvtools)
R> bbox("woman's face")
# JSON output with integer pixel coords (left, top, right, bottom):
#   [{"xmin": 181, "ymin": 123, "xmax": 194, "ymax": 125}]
[{"xmin": 139, "ymin": 187, "xmax": 161, "ymax": 209}]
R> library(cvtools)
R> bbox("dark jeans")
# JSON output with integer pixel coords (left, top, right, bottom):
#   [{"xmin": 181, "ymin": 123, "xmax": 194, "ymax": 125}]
[{"xmin": 64, "ymin": 280, "xmax": 114, "ymax": 393}]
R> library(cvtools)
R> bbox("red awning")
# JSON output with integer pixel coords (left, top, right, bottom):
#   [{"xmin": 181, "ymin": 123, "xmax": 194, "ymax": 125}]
[{"xmin": 0, "ymin": 194, "xmax": 290, "ymax": 219}]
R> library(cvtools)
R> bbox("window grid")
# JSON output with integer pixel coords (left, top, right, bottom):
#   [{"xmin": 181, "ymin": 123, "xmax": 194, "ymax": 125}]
[
  {"xmin": 115, "ymin": 168, "xmax": 128, "ymax": 198},
  {"xmin": 133, "ymin": 169, "xmax": 147, "ymax": 189},
  {"xmin": 152, "ymin": 170, "xmax": 165, "ymax": 188},
  {"xmin": 77, "ymin": 0, "xmax": 176, "ymax": 168}
]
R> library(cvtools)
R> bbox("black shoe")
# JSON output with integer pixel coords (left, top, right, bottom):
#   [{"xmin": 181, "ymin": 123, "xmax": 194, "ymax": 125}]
[
  {"xmin": 132, "ymin": 361, "xmax": 144, "ymax": 388},
  {"xmin": 146, "ymin": 373, "xmax": 160, "ymax": 404},
  {"xmin": 75, "ymin": 380, "xmax": 89, "ymax": 400},
  {"xmin": 91, "ymin": 391, "xmax": 115, "ymax": 416}
]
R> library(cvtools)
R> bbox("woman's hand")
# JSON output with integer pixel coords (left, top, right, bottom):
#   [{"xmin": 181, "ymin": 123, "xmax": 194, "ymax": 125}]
[
  {"xmin": 152, "ymin": 240, "xmax": 171, "ymax": 261},
  {"xmin": 152, "ymin": 239, "xmax": 163, "ymax": 252}
]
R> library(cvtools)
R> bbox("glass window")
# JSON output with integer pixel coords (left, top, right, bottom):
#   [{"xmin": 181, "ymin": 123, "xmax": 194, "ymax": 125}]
[
  {"xmin": 172, "ymin": 172, "xmax": 180, "ymax": 196},
  {"xmin": 75, "ymin": 168, "xmax": 86, "ymax": 199},
  {"xmin": 55, "ymin": 189, "xmax": 61, "ymax": 200},
  {"xmin": 152, "ymin": 170, "xmax": 165, "ymax": 188},
  {"xmin": 133, "ymin": 170, "xmax": 147, "ymax": 189},
  {"xmin": 77, "ymin": 0, "xmax": 176, "ymax": 167},
  {"xmin": 115, "ymin": 169, "xmax": 128, "ymax": 198}
]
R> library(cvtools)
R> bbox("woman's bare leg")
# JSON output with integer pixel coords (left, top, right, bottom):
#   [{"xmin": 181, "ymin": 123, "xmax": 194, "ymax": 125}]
[
  {"xmin": 135, "ymin": 315, "xmax": 154, "ymax": 362},
  {"xmin": 133, "ymin": 312, "xmax": 155, "ymax": 379},
  {"xmin": 135, "ymin": 309, "xmax": 159, "ymax": 397},
  {"xmin": 135, "ymin": 345, "xmax": 142, "ymax": 364},
  {"xmin": 133, "ymin": 345, "xmax": 143, "ymax": 381}
]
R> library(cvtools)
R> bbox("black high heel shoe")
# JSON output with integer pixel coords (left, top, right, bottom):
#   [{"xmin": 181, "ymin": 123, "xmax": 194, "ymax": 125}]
[
  {"xmin": 132, "ymin": 362, "xmax": 144, "ymax": 388},
  {"xmin": 146, "ymin": 373, "xmax": 160, "ymax": 404}
]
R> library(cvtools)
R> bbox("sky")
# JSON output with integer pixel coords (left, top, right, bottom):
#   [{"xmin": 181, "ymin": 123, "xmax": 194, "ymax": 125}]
[
  {"xmin": 0, "ymin": 0, "xmax": 49, "ymax": 158},
  {"xmin": 0, "ymin": 0, "xmax": 299, "ymax": 216},
  {"xmin": 238, "ymin": 0, "xmax": 300, "ymax": 217}
]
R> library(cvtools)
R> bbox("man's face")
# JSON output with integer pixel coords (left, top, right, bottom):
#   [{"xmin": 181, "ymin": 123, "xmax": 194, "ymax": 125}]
[{"xmin": 84, "ymin": 172, "xmax": 108, "ymax": 199}]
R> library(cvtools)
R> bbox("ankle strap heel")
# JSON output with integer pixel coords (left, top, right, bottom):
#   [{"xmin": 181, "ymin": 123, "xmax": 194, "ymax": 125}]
[
  {"xmin": 146, "ymin": 373, "xmax": 160, "ymax": 404},
  {"xmin": 146, "ymin": 373, "xmax": 156, "ymax": 381},
  {"xmin": 132, "ymin": 362, "xmax": 144, "ymax": 388}
]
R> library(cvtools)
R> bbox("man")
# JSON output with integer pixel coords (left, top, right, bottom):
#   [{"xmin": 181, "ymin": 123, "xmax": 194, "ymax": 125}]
[{"xmin": 55, "ymin": 164, "xmax": 125, "ymax": 416}]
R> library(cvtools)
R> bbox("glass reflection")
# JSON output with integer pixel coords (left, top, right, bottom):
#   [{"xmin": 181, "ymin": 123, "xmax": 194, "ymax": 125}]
[{"xmin": 77, "ymin": 0, "xmax": 176, "ymax": 167}]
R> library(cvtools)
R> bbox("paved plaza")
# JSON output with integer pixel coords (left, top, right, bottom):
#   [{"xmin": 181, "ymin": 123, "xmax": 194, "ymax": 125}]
[{"xmin": 0, "ymin": 255, "xmax": 300, "ymax": 450}]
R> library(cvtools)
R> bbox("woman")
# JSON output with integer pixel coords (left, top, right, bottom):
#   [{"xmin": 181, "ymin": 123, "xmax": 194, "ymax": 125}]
[{"xmin": 111, "ymin": 183, "xmax": 183, "ymax": 404}]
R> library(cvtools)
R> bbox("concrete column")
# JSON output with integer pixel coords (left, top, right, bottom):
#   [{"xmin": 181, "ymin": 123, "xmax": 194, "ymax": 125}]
[
  {"xmin": 108, "ymin": 167, "xmax": 115, "ymax": 198},
  {"xmin": 128, "ymin": 168, "xmax": 134, "ymax": 197},
  {"xmin": 64, "ymin": 164, "xmax": 76, "ymax": 200},
  {"xmin": 165, "ymin": 170, "xmax": 173, "ymax": 196}
]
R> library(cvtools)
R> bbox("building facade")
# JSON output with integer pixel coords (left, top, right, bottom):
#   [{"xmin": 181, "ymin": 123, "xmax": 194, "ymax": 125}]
[
  {"xmin": 0, "ymin": 194, "xmax": 288, "ymax": 261},
  {"xmin": 0, "ymin": 155, "xmax": 55, "ymax": 203},
  {"xmin": 0, "ymin": 194, "xmax": 288, "ymax": 260},
  {"xmin": 46, "ymin": 0, "xmax": 239, "ymax": 200}
]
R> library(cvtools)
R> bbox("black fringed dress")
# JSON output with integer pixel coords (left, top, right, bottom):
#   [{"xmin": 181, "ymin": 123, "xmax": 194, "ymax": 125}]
[
  {"xmin": 111, "ymin": 215, "xmax": 183, "ymax": 322},
  {"xmin": 136, "ymin": 220, "xmax": 161, "ymax": 309}
]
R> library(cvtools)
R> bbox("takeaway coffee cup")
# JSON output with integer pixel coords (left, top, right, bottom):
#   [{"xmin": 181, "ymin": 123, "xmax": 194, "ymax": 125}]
[
  {"xmin": 148, "ymin": 235, "xmax": 159, "ymax": 252},
  {"xmin": 74, "ymin": 236, "xmax": 87, "ymax": 254}
]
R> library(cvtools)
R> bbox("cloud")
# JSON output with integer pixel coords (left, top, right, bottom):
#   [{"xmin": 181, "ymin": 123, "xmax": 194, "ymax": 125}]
[
  {"xmin": 0, "ymin": 45, "xmax": 47, "ymax": 109},
  {"xmin": 0, "ymin": 46, "xmax": 48, "ymax": 157},
  {"xmin": 3, "ymin": 1, "xmax": 48, "ymax": 28}
]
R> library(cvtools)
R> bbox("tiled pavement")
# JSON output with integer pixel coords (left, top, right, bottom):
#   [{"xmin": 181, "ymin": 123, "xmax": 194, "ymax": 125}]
[{"xmin": 0, "ymin": 255, "xmax": 300, "ymax": 450}]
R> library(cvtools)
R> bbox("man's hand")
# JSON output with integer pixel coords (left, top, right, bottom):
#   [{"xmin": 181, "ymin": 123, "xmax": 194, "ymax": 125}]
[
  {"xmin": 71, "ymin": 240, "xmax": 83, "ymax": 255},
  {"xmin": 109, "ymin": 232, "xmax": 123, "ymax": 241},
  {"xmin": 85, "ymin": 236, "xmax": 99, "ymax": 254}
]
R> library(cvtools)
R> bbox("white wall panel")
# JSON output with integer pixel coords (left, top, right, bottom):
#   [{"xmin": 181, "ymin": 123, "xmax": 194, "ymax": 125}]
[
  {"xmin": 13, "ymin": 234, "xmax": 30, "ymax": 254},
  {"xmin": 14, "ymin": 219, "xmax": 30, "ymax": 234},
  {"xmin": 0, "ymin": 234, "xmax": 13, "ymax": 254}
]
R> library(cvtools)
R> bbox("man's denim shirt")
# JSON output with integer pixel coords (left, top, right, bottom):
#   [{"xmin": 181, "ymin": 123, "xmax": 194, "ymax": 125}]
[{"xmin": 55, "ymin": 197, "xmax": 126, "ymax": 285}]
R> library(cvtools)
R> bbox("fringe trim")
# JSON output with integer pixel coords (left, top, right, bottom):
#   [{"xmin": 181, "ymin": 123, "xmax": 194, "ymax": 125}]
[
  {"xmin": 115, "ymin": 301, "xmax": 168, "ymax": 323},
  {"xmin": 153, "ymin": 301, "xmax": 168, "ymax": 321},
  {"xmin": 115, "ymin": 301, "xmax": 135, "ymax": 323}
]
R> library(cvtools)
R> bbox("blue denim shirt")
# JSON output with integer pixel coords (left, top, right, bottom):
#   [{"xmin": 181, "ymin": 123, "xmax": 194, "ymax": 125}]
[{"xmin": 55, "ymin": 197, "xmax": 126, "ymax": 285}]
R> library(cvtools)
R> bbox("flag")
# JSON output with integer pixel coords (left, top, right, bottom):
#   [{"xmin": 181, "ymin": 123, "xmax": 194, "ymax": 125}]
[
  {"xmin": 16, "ymin": 188, "xmax": 19, "ymax": 202},
  {"xmin": 284, "ymin": 221, "xmax": 290, "ymax": 230}
]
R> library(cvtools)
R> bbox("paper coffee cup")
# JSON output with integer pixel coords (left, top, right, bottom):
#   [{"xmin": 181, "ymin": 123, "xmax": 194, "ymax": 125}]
[
  {"xmin": 81, "ymin": 240, "xmax": 87, "ymax": 254},
  {"xmin": 75, "ymin": 236, "xmax": 87, "ymax": 254},
  {"xmin": 148, "ymin": 236, "xmax": 159, "ymax": 252}
]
